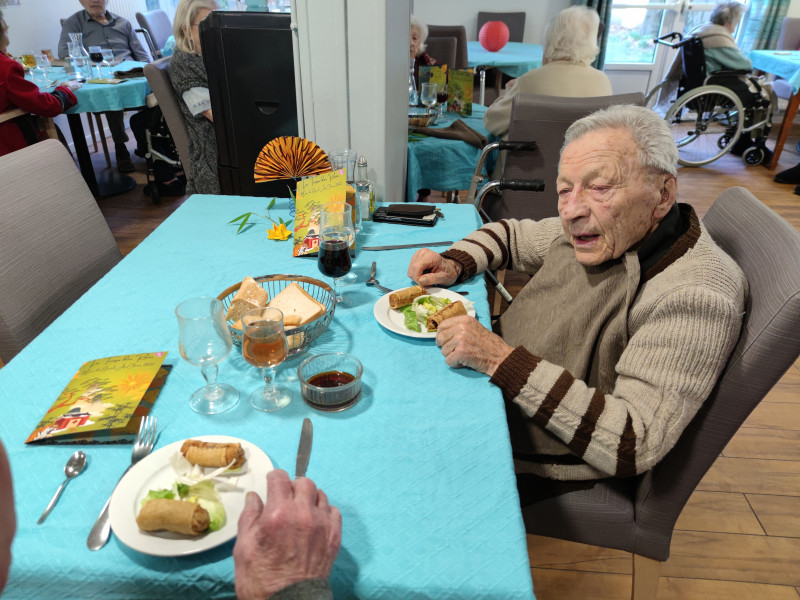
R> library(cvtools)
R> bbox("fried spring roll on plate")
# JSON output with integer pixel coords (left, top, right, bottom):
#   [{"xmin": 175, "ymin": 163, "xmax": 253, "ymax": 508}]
[
  {"xmin": 426, "ymin": 300, "xmax": 467, "ymax": 331},
  {"xmin": 388, "ymin": 285, "xmax": 427, "ymax": 309},
  {"xmin": 136, "ymin": 499, "xmax": 210, "ymax": 535},
  {"xmin": 180, "ymin": 440, "xmax": 246, "ymax": 469}
]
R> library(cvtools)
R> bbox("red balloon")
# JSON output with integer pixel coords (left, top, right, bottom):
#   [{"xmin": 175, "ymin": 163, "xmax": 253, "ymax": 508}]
[{"xmin": 479, "ymin": 21, "xmax": 510, "ymax": 52}]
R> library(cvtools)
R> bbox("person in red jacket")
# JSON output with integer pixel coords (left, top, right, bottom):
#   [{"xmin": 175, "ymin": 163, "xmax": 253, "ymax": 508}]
[{"xmin": 0, "ymin": 10, "xmax": 82, "ymax": 157}]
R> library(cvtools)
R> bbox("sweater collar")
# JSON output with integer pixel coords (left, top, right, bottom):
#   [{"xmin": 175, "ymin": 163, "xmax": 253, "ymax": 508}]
[{"xmin": 641, "ymin": 203, "xmax": 700, "ymax": 281}]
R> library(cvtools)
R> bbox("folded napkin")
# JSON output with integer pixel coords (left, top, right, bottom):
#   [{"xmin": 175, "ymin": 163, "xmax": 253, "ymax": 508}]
[
  {"xmin": 113, "ymin": 67, "xmax": 144, "ymax": 79},
  {"xmin": 411, "ymin": 119, "xmax": 488, "ymax": 148}
]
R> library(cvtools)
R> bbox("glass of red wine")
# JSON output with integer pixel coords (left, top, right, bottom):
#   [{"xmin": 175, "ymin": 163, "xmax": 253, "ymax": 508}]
[
  {"xmin": 242, "ymin": 307, "xmax": 291, "ymax": 411},
  {"xmin": 87, "ymin": 45, "xmax": 103, "ymax": 78},
  {"xmin": 317, "ymin": 202, "xmax": 354, "ymax": 306}
]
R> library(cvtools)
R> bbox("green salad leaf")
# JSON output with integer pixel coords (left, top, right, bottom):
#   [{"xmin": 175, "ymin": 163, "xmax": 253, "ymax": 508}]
[
  {"xmin": 141, "ymin": 488, "xmax": 174, "ymax": 505},
  {"xmin": 141, "ymin": 480, "xmax": 226, "ymax": 532},
  {"xmin": 403, "ymin": 306, "xmax": 421, "ymax": 332}
]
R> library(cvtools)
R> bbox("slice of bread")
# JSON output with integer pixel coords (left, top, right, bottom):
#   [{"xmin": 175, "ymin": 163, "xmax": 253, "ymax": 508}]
[
  {"xmin": 268, "ymin": 282, "xmax": 326, "ymax": 326},
  {"xmin": 225, "ymin": 276, "xmax": 268, "ymax": 322}
]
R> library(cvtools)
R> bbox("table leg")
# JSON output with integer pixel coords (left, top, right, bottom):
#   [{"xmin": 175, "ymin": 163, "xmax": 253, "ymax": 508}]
[
  {"xmin": 770, "ymin": 91, "xmax": 800, "ymax": 171},
  {"xmin": 66, "ymin": 113, "xmax": 137, "ymax": 199}
]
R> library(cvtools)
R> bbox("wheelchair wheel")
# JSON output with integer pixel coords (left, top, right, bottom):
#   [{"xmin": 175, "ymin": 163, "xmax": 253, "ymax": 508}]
[
  {"xmin": 664, "ymin": 85, "xmax": 744, "ymax": 167},
  {"xmin": 743, "ymin": 146, "xmax": 765, "ymax": 167},
  {"xmin": 645, "ymin": 81, "xmax": 668, "ymax": 110}
]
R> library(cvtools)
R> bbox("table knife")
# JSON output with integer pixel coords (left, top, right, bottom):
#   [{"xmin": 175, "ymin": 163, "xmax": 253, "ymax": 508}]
[
  {"xmin": 295, "ymin": 418, "xmax": 313, "ymax": 478},
  {"xmin": 362, "ymin": 241, "xmax": 453, "ymax": 251}
]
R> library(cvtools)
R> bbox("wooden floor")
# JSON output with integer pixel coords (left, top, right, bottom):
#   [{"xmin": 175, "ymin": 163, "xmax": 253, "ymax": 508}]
[{"xmin": 32, "ymin": 131, "xmax": 800, "ymax": 598}]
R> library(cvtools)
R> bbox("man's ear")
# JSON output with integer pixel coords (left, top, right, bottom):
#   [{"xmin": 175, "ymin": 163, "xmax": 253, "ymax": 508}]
[{"xmin": 656, "ymin": 174, "xmax": 677, "ymax": 218}]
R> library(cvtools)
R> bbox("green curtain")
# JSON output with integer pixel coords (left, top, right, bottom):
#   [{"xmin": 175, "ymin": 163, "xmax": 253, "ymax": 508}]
[
  {"xmin": 741, "ymin": 0, "xmax": 791, "ymax": 52},
  {"xmin": 572, "ymin": 0, "xmax": 612, "ymax": 69}
]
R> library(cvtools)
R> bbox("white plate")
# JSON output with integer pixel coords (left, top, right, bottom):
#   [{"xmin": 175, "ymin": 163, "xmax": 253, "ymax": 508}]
[
  {"xmin": 109, "ymin": 435, "xmax": 273, "ymax": 557},
  {"xmin": 373, "ymin": 287, "xmax": 475, "ymax": 339}
]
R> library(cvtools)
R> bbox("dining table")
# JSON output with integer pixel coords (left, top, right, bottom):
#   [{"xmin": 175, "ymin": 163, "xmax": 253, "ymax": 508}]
[
  {"xmin": 0, "ymin": 195, "xmax": 535, "ymax": 599},
  {"xmin": 749, "ymin": 49, "xmax": 800, "ymax": 170},
  {"xmin": 407, "ymin": 104, "xmax": 493, "ymax": 203},
  {"xmin": 37, "ymin": 60, "xmax": 151, "ymax": 198}
]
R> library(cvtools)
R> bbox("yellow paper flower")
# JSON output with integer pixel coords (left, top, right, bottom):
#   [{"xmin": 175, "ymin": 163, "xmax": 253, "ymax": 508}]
[{"xmin": 267, "ymin": 223, "xmax": 292, "ymax": 241}]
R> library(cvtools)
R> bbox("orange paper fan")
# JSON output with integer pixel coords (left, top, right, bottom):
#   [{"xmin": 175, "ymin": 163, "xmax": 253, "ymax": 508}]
[{"xmin": 254, "ymin": 136, "xmax": 331, "ymax": 182}]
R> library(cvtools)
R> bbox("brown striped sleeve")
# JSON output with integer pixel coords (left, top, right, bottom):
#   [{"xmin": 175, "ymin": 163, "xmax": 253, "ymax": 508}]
[
  {"xmin": 566, "ymin": 389, "xmax": 606, "ymax": 458},
  {"xmin": 615, "ymin": 414, "xmax": 637, "ymax": 477},
  {"xmin": 490, "ymin": 346, "xmax": 542, "ymax": 401},
  {"xmin": 440, "ymin": 249, "xmax": 477, "ymax": 283}
]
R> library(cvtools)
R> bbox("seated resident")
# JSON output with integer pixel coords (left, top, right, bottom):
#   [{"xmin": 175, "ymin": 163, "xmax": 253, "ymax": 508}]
[
  {"xmin": 408, "ymin": 105, "xmax": 747, "ymax": 491},
  {"xmin": 169, "ymin": 0, "xmax": 220, "ymax": 195},
  {"xmin": 58, "ymin": 0, "xmax": 150, "ymax": 173},
  {"xmin": 0, "ymin": 10, "xmax": 81, "ymax": 157},
  {"xmin": 410, "ymin": 16, "xmax": 440, "ymax": 84}
]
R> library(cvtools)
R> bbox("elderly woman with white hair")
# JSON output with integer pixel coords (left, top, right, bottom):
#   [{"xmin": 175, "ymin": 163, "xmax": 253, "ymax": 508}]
[
  {"xmin": 407, "ymin": 104, "xmax": 746, "ymax": 486},
  {"xmin": 410, "ymin": 16, "xmax": 440, "ymax": 81},
  {"xmin": 483, "ymin": 6, "xmax": 612, "ymax": 138}
]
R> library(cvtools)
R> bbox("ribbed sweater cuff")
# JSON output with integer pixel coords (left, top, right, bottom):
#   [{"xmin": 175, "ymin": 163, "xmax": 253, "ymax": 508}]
[
  {"xmin": 490, "ymin": 346, "xmax": 541, "ymax": 399},
  {"xmin": 440, "ymin": 249, "xmax": 476, "ymax": 283}
]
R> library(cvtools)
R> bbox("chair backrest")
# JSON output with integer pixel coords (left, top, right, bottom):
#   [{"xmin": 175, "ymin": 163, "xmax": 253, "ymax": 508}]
[
  {"xmin": 424, "ymin": 36, "xmax": 457, "ymax": 70},
  {"xmin": 0, "ymin": 140, "xmax": 122, "ymax": 363},
  {"xmin": 144, "ymin": 57, "xmax": 191, "ymax": 181},
  {"xmin": 778, "ymin": 16, "xmax": 800, "ymax": 50},
  {"xmin": 679, "ymin": 36, "xmax": 706, "ymax": 94},
  {"xmin": 483, "ymin": 92, "xmax": 645, "ymax": 223},
  {"xmin": 631, "ymin": 187, "xmax": 800, "ymax": 559},
  {"xmin": 136, "ymin": 10, "xmax": 173, "ymax": 53},
  {"xmin": 426, "ymin": 25, "xmax": 468, "ymax": 69},
  {"xmin": 477, "ymin": 11, "xmax": 526, "ymax": 43}
]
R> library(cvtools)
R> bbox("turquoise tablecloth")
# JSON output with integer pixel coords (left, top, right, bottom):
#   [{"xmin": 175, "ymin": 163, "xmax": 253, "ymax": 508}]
[
  {"xmin": 407, "ymin": 104, "xmax": 493, "ymax": 202},
  {"xmin": 43, "ymin": 60, "xmax": 151, "ymax": 113},
  {"xmin": 467, "ymin": 41, "xmax": 543, "ymax": 78},
  {"xmin": 750, "ymin": 50, "xmax": 800, "ymax": 93},
  {"xmin": 0, "ymin": 197, "xmax": 534, "ymax": 600}
]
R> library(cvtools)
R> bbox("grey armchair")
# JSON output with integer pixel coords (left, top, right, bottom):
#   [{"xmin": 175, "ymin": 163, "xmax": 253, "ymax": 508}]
[
  {"xmin": 424, "ymin": 36, "xmax": 457, "ymax": 70},
  {"xmin": 773, "ymin": 17, "xmax": 800, "ymax": 100},
  {"xmin": 0, "ymin": 140, "xmax": 122, "ymax": 363},
  {"xmin": 521, "ymin": 186, "xmax": 800, "ymax": 600},
  {"xmin": 136, "ymin": 9, "xmax": 173, "ymax": 59},
  {"xmin": 426, "ymin": 25, "xmax": 468, "ymax": 69}
]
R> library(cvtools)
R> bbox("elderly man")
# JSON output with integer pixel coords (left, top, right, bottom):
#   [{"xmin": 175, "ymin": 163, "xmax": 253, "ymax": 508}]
[
  {"xmin": 58, "ymin": 0, "xmax": 150, "ymax": 172},
  {"xmin": 408, "ymin": 105, "xmax": 747, "ymax": 483}
]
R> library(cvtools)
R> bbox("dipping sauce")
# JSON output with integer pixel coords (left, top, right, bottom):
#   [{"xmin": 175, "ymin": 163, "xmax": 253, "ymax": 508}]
[{"xmin": 308, "ymin": 371, "xmax": 355, "ymax": 388}]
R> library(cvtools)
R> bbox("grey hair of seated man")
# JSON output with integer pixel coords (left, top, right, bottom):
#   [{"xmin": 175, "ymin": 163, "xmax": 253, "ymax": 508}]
[
  {"xmin": 710, "ymin": 2, "xmax": 746, "ymax": 27},
  {"xmin": 410, "ymin": 15, "xmax": 428, "ymax": 55},
  {"xmin": 543, "ymin": 6, "xmax": 601, "ymax": 66},
  {"xmin": 562, "ymin": 104, "xmax": 679, "ymax": 177}
]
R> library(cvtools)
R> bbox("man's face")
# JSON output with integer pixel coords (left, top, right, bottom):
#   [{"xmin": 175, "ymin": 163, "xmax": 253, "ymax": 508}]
[
  {"xmin": 556, "ymin": 128, "xmax": 674, "ymax": 266},
  {"xmin": 410, "ymin": 26, "xmax": 421, "ymax": 61},
  {"xmin": 80, "ymin": 0, "xmax": 108, "ymax": 20}
]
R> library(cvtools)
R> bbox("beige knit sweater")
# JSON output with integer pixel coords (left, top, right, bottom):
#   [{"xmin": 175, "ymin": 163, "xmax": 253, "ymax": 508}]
[{"xmin": 442, "ymin": 210, "xmax": 747, "ymax": 480}]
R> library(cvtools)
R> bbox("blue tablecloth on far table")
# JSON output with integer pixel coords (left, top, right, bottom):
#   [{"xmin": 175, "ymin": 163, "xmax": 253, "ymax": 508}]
[
  {"xmin": 467, "ymin": 41, "xmax": 544, "ymax": 78},
  {"xmin": 750, "ymin": 50, "xmax": 800, "ymax": 93},
  {"xmin": 0, "ymin": 196, "xmax": 535, "ymax": 600},
  {"xmin": 407, "ymin": 104, "xmax": 493, "ymax": 202}
]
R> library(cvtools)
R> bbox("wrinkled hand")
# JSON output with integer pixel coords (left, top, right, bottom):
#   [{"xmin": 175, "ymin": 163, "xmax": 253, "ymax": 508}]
[
  {"xmin": 436, "ymin": 316, "xmax": 513, "ymax": 376},
  {"xmin": 505, "ymin": 78, "xmax": 517, "ymax": 90},
  {"xmin": 407, "ymin": 248, "xmax": 461, "ymax": 287},
  {"xmin": 234, "ymin": 469, "xmax": 342, "ymax": 600},
  {"xmin": 61, "ymin": 80, "xmax": 82, "ymax": 92}
]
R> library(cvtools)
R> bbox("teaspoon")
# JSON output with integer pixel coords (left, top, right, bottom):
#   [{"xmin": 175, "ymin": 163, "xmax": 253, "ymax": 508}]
[{"xmin": 37, "ymin": 451, "xmax": 86, "ymax": 524}]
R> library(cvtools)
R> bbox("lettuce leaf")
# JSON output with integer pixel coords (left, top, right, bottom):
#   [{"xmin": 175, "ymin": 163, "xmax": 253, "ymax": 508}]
[
  {"xmin": 403, "ymin": 306, "xmax": 420, "ymax": 332},
  {"xmin": 180, "ymin": 480, "xmax": 226, "ymax": 532},
  {"xmin": 141, "ymin": 488, "xmax": 174, "ymax": 506}
]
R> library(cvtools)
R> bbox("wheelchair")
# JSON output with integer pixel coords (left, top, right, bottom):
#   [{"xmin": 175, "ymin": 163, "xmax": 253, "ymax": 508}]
[{"xmin": 646, "ymin": 32, "xmax": 775, "ymax": 167}]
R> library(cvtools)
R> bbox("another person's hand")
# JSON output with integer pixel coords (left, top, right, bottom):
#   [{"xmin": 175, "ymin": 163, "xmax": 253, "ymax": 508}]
[
  {"xmin": 408, "ymin": 248, "xmax": 462, "ymax": 287},
  {"xmin": 60, "ymin": 80, "xmax": 82, "ymax": 92},
  {"xmin": 505, "ymin": 78, "xmax": 517, "ymax": 90},
  {"xmin": 233, "ymin": 469, "xmax": 341, "ymax": 600},
  {"xmin": 436, "ymin": 316, "xmax": 514, "ymax": 376}
]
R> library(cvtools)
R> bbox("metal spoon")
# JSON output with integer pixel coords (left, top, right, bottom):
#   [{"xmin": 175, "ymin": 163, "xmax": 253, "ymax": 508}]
[{"xmin": 37, "ymin": 451, "xmax": 86, "ymax": 524}]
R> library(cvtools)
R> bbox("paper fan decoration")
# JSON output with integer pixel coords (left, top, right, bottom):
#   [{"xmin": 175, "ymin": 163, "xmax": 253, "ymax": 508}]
[{"xmin": 254, "ymin": 136, "xmax": 331, "ymax": 183}]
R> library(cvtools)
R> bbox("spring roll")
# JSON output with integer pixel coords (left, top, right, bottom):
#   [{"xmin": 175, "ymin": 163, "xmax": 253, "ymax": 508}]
[
  {"xmin": 180, "ymin": 440, "xmax": 246, "ymax": 469},
  {"xmin": 388, "ymin": 285, "xmax": 427, "ymax": 309},
  {"xmin": 136, "ymin": 499, "xmax": 210, "ymax": 535},
  {"xmin": 426, "ymin": 300, "xmax": 467, "ymax": 331}
]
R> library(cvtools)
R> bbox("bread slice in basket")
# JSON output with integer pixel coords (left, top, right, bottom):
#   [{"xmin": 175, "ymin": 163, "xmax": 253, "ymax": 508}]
[
  {"xmin": 268, "ymin": 282, "xmax": 326, "ymax": 327},
  {"xmin": 225, "ymin": 276, "xmax": 268, "ymax": 322}
]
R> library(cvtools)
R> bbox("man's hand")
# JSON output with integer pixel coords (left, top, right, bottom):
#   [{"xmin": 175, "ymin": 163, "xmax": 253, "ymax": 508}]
[
  {"xmin": 435, "ymin": 316, "xmax": 514, "ymax": 376},
  {"xmin": 408, "ymin": 248, "xmax": 461, "ymax": 287},
  {"xmin": 234, "ymin": 469, "xmax": 341, "ymax": 600}
]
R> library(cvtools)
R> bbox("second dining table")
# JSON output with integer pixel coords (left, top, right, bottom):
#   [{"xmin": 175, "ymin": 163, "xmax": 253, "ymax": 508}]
[{"xmin": 0, "ymin": 196, "xmax": 535, "ymax": 599}]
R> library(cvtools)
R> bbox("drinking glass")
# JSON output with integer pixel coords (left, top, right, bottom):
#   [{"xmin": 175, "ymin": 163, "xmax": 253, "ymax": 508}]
[
  {"xmin": 30, "ymin": 55, "xmax": 51, "ymax": 86},
  {"xmin": 88, "ymin": 45, "xmax": 103, "ymax": 77},
  {"xmin": 100, "ymin": 48, "xmax": 114, "ymax": 77},
  {"xmin": 20, "ymin": 53, "xmax": 36, "ymax": 70},
  {"xmin": 317, "ymin": 202, "xmax": 354, "ymax": 306},
  {"xmin": 420, "ymin": 82, "xmax": 438, "ymax": 122},
  {"xmin": 67, "ymin": 42, "xmax": 87, "ymax": 82},
  {"xmin": 436, "ymin": 83, "xmax": 449, "ymax": 120},
  {"xmin": 242, "ymin": 307, "xmax": 291, "ymax": 412},
  {"xmin": 176, "ymin": 297, "xmax": 240, "ymax": 414}
]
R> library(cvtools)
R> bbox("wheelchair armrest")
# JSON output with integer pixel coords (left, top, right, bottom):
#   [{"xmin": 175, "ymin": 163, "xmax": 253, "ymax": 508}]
[{"xmin": 709, "ymin": 69, "xmax": 752, "ymax": 77}]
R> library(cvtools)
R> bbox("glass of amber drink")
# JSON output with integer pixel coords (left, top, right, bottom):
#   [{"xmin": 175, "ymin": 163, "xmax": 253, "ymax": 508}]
[{"xmin": 242, "ymin": 307, "xmax": 291, "ymax": 411}]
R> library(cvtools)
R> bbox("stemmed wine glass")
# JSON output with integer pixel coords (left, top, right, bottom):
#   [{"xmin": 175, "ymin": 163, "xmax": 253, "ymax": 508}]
[
  {"xmin": 436, "ymin": 83, "xmax": 449, "ymax": 121},
  {"xmin": 88, "ymin": 45, "xmax": 103, "ymax": 78},
  {"xmin": 241, "ymin": 307, "xmax": 291, "ymax": 412},
  {"xmin": 100, "ymin": 48, "xmax": 115, "ymax": 78},
  {"xmin": 420, "ymin": 82, "xmax": 438, "ymax": 123},
  {"xmin": 317, "ymin": 202, "xmax": 354, "ymax": 306},
  {"xmin": 176, "ymin": 297, "xmax": 240, "ymax": 414}
]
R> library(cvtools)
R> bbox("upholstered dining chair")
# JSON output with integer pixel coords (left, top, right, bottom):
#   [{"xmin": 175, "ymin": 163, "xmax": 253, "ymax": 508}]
[
  {"xmin": 521, "ymin": 186, "xmax": 800, "ymax": 600},
  {"xmin": 769, "ymin": 17, "xmax": 800, "ymax": 103},
  {"xmin": 426, "ymin": 25, "xmax": 468, "ymax": 69},
  {"xmin": 424, "ymin": 36, "xmax": 457, "ymax": 70},
  {"xmin": 0, "ymin": 140, "xmax": 122, "ymax": 363},
  {"xmin": 143, "ymin": 57, "xmax": 191, "ymax": 183},
  {"xmin": 136, "ymin": 9, "xmax": 173, "ymax": 59},
  {"xmin": 477, "ymin": 11, "xmax": 526, "ymax": 43}
]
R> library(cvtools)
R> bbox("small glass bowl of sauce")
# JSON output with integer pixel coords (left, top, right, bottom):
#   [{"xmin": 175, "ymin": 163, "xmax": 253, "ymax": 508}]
[{"xmin": 297, "ymin": 353, "xmax": 363, "ymax": 411}]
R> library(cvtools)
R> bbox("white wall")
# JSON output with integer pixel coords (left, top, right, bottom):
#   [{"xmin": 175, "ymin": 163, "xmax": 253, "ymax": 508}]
[
  {"xmin": 788, "ymin": 0, "xmax": 800, "ymax": 18},
  {"xmin": 412, "ymin": 0, "xmax": 569, "ymax": 44}
]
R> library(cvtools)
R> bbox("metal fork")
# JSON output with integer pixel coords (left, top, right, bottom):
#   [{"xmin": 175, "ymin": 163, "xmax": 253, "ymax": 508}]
[
  {"xmin": 86, "ymin": 415, "xmax": 157, "ymax": 551},
  {"xmin": 366, "ymin": 261, "xmax": 393, "ymax": 294}
]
